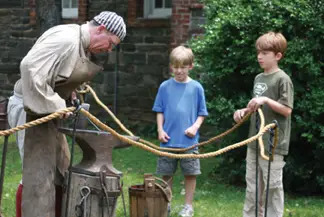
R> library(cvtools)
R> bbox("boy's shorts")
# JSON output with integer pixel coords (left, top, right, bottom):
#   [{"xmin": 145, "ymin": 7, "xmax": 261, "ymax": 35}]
[{"xmin": 156, "ymin": 149, "xmax": 201, "ymax": 176}]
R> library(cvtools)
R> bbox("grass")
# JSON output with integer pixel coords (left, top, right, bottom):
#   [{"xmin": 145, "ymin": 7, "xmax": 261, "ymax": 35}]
[{"xmin": 0, "ymin": 135, "xmax": 323, "ymax": 217}]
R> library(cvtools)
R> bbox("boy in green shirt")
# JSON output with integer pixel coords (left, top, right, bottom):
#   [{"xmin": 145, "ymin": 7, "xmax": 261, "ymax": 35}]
[{"xmin": 233, "ymin": 32, "xmax": 294, "ymax": 217}]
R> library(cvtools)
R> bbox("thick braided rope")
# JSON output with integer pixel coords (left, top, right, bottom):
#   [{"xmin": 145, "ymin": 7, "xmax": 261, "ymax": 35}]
[
  {"xmin": 256, "ymin": 108, "xmax": 270, "ymax": 161},
  {"xmin": 80, "ymin": 108, "xmax": 276, "ymax": 160},
  {"xmin": 0, "ymin": 107, "xmax": 76, "ymax": 136},
  {"xmin": 139, "ymin": 110, "xmax": 253, "ymax": 152},
  {"xmin": 271, "ymin": 127, "xmax": 279, "ymax": 161},
  {"xmin": 81, "ymin": 85, "xmax": 134, "ymax": 136},
  {"xmin": 82, "ymin": 84, "xmax": 253, "ymax": 152}
]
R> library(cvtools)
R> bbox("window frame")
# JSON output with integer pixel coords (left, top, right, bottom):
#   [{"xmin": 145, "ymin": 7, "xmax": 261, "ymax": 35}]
[
  {"xmin": 144, "ymin": 0, "xmax": 172, "ymax": 19},
  {"xmin": 61, "ymin": 0, "xmax": 78, "ymax": 19}
]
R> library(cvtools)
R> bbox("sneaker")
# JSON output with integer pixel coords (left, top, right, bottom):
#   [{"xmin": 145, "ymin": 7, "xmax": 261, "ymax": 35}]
[{"xmin": 178, "ymin": 204, "xmax": 194, "ymax": 217}]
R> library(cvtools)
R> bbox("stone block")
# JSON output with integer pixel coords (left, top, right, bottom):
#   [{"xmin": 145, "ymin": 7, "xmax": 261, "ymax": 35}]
[
  {"xmin": 119, "ymin": 64, "xmax": 135, "ymax": 74},
  {"xmin": 141, "ymin": 74, "xmax": 160, "ymax": 88},
  {"xmin": 0, "ymin": 73, "xmax": 8, "ymax": 85},
  {"xmin": 0, "ymin": 63, "xmax": 19, "ymax": 73},
  {"xmin": 136, "ymin": 65, "xmax": 163, "ymax": 75},
  {"xmin": 117, "ymin": 72, "xmax": 141, "ymax": 86},
  {"xmin": 0, "ymin": 9, "xmax": 11, "ymax": 16},
  {"xmin": 92, "ymin": 70, "xmax": 105, "ymax": 84},
  {"xmin": 121, "ymin": 43, "xmax": 136, "ymax": 52},
  {"xmin": 136, "ymin": 44, "xmax": 168, "ymax": 53},
  {"xmin": 127, "ymin": 28, "xmax": 169, "ymax": 37},
  {"xmin": 147, "ymin": 54, "xmax": 168, "ymax": 65},
  {"xmin": 123, "ymin": 53, "xmax": 146, "ymax": 65},
  {"xmin": 123, "ymin": 36, "xmax": 144, "ymax": 43},
  {"xmin": 11, "ymin": 23, "xmax": 33, "ymax": 31},
  {"xmin": 7, "ymin": 73, "xmax": 20, "ymax": 84},
  {"xmin": 144, "ymin": 36, "xmax": 170, "ymax": 44},
  {"xmin": 117, "ymin": 85, "xmax": 136, "ymax": 97}
]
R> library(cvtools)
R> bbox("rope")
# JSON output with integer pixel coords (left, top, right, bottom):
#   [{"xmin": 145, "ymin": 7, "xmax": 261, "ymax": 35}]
[
  {"xmin": 0, "ymin": 107, "xmax": 76, "ymax": 136},
  {"xmin": 80, "ymin": 108, "xmax": 276, "ymax": 159},
  {"xmin": 0, "ymin": 91, "xmax": 276, "ymax": 160},
  {"xmin": 81, "ymin": 84, "xmax": 253, "ymax": 152},
  {"xmin": 78, "ymin": 85, "xmax": 134, "ymax": 137}
]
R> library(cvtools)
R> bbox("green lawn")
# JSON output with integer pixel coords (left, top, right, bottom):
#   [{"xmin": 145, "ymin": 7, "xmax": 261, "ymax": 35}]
[{"xmin": 0, "ymin": 135, "xmax": 323, "ymax": 217}]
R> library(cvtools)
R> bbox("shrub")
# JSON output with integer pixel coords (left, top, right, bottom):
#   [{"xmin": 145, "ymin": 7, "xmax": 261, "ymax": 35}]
[{"xmin": 190, "ymin": 0, "xmax": 324, "ymax": 194}]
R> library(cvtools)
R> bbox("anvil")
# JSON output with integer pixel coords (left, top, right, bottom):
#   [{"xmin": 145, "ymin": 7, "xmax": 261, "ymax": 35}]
[{"xmin": 59, "ymin": 128, "xmax": 139, "ymax": 176}]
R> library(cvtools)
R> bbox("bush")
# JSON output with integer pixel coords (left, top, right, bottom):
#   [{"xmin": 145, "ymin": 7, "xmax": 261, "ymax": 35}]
[{"xmin": 190, "ymin": 0, "xmax": 324, "ymax": 194}]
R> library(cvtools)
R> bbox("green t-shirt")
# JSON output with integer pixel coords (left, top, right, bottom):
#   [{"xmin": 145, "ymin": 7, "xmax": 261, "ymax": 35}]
[{"xmin": 248, "ymin": 70, "xmax": 294, "ymax": 156}]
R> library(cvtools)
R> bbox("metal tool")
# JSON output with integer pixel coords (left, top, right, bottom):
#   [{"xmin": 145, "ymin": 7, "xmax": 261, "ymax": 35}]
[{"xmin": 75, "ymin": 186, "xmax": 91, "ymax": 217}]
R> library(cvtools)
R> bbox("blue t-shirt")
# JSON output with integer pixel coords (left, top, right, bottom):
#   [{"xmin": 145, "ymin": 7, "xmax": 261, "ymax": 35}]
[{"xmin": 152, "ymin": 78, "xmax": 208, "ymax": 148}]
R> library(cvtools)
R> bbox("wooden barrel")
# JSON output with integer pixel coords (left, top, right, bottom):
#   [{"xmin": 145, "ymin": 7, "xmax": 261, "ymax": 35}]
[{"xmin": 129, "ymin": 175, "xmax": 171, "ymax": 217}]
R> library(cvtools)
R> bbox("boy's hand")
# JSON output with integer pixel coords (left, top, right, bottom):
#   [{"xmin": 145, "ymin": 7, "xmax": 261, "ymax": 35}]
[
  {"xmin": 158, "ymin": 130, "xmax": 170, "ymax": 143},
  {"xmin": 185, "ymin": 125, "xmax": 199, "ymax": 138},
  {"xmin": 247, "ymin": 97, "xmax": 268, "ymax": 112},
  {"xmin": 233, "ymin": 108, "xmax": 248, "ymax": 123}
]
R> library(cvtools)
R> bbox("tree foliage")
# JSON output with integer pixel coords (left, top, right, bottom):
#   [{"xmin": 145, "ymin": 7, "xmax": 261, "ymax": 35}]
[{"xmin": 190, "ymin": 0, "xmax": 324, "ymax": 194}]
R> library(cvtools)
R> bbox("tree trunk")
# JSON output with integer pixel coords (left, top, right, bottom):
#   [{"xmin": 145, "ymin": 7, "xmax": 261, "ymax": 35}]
[{"xmin": 35, "ymin": 0, "xmax": 61, "ymax": 34}]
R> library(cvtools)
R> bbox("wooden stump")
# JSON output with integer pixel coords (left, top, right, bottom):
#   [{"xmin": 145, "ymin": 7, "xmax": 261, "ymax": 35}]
[{"xmin": 61, "ymin": 171, "xmax": 120, "ymax": 217}]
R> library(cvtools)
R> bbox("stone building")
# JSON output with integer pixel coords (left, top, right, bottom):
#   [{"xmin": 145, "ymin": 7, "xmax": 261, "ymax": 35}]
[{"xmin": 0, "ymin": 0, "xmax": 204, "ymax": 131}]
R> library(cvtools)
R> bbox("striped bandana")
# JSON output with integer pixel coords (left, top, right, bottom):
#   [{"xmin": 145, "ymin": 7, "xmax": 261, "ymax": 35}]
[{"xmin": 93, "ymin": 11, "xmax": 126, "ymax": 41}]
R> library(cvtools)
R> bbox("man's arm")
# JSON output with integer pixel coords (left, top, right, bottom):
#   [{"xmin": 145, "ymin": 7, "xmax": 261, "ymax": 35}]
[
  {"xmin": 157, "ymin": 112, "xmax": 170, "ymax": 143},
  {"xmin": 185, "ymin": 116, "xmax": 205, "ymax": 138}
]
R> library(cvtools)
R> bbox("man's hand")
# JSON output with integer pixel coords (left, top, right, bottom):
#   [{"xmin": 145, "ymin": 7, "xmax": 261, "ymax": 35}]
[
  {"xmin": 247, "ymin": 97, "xmax": 268, "ymax": 112},
  {"xmin": 233, "ymin": 108, "xmax": 249, "ymax": 123},
  {"xmin": 185, "ymin": 125, "xmax": 199, "ymax": 138},
  {"xmin": 59, "ymin": 112, "xmax": 73, "ymax": 119},
  {"xmin": 158, "ymin": 130, "xmax": 170, "ymax": 143}
]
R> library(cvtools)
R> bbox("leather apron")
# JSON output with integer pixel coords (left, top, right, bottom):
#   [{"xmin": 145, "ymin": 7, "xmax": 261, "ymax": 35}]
[{"xmin": 22, "ymin": 27, "xmax": 103, "ymax": 217}]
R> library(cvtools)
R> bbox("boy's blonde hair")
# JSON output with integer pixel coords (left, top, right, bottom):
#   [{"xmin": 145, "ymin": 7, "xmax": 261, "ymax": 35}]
[
  {"xmin": 170, "ymin": 45, "xmax": 194, "ymax": 67},
  {"xmin": 256, "ymin": 32, "xmax": 287, "ymax": 56}
]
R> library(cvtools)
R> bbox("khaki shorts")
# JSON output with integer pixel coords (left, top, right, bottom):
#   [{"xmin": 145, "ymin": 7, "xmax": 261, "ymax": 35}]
[{"xmin": 156, "ymin": 149, "xmax": 201, "ymax": 176}]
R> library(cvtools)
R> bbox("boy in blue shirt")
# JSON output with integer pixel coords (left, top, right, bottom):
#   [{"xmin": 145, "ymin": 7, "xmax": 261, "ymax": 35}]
[{"xmin": 152, "ymin": 45, "xmax": 208, "ymax": 217}]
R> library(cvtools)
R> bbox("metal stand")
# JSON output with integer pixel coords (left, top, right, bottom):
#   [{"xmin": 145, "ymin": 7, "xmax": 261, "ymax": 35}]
[
  {"xmin": 255, "ymin": 113, "xmax": 260, "ymax": 217},
  {"xmin": 64, "ymin": 104, "xmax": 80, "ymax": 217},
  {"xmin": 264, "ymin": 121, "xmax": 277, "ymax": 217},
  {"xmin": 0, "ymin": 98, "xmax": 9, "ymax": 211},
  {"xmin": 0, "ymin": 135, "xmax": 9, "ymax": 207}
]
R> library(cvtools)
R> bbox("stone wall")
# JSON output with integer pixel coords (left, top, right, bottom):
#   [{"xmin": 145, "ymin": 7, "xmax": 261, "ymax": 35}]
[
  {"xmin": 0, "ymin": 7, "xmax": 37, "ymax": 97},
  {"xmin": 170, "ymin": 0, "xmax": 205, "ymax": 47},
  {"xmin": 0, "ymin": 0, "xmax": 204, "ymax": 133},
  {"xmin": 86, "ymin": 0, "xmax": 171, "ymax": 130}
]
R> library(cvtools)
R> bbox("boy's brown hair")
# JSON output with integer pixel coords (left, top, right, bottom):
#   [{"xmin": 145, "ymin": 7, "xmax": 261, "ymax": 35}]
[
  {"xmin": 170, "ymin": 45, "xmax": 194, "ymax": 67},
  {"xmin": 256, "ymin": 32, "xmax": 287, "ymax": 56}
]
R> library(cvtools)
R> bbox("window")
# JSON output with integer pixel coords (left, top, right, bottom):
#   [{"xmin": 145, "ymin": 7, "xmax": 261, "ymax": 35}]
[
  {"xmin": 144, "ymin": 0, "xmax": 172, "ymax": 18},
  {"xmin": 62, "ymin": 0, "xmax": 78, "ymax": 19}
]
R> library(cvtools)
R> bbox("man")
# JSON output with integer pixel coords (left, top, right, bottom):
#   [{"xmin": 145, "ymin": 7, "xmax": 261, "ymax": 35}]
[{"xmin": 8, "ymin": 11, "xmax": 126, "ymax": 217}]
